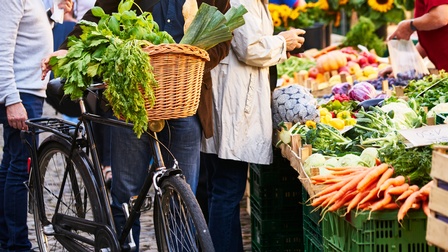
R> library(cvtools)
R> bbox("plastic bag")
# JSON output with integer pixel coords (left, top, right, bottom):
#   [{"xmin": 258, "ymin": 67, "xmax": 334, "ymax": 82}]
[{"xmin": 387, "ymin": 40, "xmax": 429, "ymax": 79}]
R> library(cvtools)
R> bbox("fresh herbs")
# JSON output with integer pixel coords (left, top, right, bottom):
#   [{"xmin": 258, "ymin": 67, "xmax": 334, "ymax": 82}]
[{"xmin": 51, "ymin": 0, "xmax": 174, "ymax": 137}]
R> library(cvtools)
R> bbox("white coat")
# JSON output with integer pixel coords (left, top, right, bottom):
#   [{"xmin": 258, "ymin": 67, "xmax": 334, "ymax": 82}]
[{"xmin": 201, "ymin": 0, "xmax": 289, "ymax": 165}]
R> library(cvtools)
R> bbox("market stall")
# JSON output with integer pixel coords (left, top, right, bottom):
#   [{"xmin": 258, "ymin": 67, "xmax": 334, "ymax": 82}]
[{"xmin": 250, "ymin": 9, "xmax": 448, "ymax": 250}]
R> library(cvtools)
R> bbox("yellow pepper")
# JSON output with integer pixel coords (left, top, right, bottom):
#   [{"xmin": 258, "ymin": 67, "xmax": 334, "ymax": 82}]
[
  {"xmin": 336, "ymin": 111, "xmax": 351, "ymax": 120},
  {"xmin": 305, "ymin": 120, "xmax": 316, "ymax": 129},
  {"xmin": 319, "ymin": 107, "xmax": 330, "ymax": 117},
  {"xmin": 320, "ymin": 114, "xmax": 332, "ymax": 124},
  {"xmin": 344, "ymin": 117, "xmax": 357, "ymax": 126},
  {"xmin": 329, "ymin": 118, "xmax": 345, "ymax": 130}
]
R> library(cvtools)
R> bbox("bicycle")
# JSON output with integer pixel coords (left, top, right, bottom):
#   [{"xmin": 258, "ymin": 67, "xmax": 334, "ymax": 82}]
[{"xmin": 22, "ymin": 82, "xmax": 214, "ymax": 252}]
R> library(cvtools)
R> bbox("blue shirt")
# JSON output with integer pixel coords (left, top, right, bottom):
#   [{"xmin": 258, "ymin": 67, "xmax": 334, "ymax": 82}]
[{"xmin": 152, "ymin": 0, "xmax": 185, "ymax": 43}]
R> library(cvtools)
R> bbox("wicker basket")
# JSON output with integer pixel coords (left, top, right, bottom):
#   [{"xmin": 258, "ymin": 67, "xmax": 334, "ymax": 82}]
[{"xmin": 141, "ymin": 43, "xmax": 210, "ymax": 121}]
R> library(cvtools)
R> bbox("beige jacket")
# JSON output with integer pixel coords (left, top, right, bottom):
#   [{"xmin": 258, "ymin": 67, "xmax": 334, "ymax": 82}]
[{"xmin": 201, "ymin": 0, "xmax": 288, "ymax": 164}]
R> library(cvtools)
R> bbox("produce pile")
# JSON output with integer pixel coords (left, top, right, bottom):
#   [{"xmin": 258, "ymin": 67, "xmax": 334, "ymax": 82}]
[
  {"xmin": 276, "ymin": 69, "xmax": 448, "ymax": 222},
  {"xmin": 308, "ymin": 163, "xmax": 433, "ymax": 223}
]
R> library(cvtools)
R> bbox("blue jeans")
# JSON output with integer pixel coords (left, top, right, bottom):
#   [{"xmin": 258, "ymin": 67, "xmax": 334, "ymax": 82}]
[
  {"xmin": 0, "ymin": 93, "xmax": 44, "ymax": 252},
  {"xmin": 110, "ymin": 115, "xmax": 201, "ymax": 250},
  {"xmin": 202, "ymin": 153, "xmax": 248, "ymax": 252}
]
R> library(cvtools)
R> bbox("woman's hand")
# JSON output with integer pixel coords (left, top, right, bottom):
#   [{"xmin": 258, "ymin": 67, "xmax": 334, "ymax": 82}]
[
  {"xmin": 41, "ymin": 50, "xmax": 68, "ymax": 80},
  {"xmin": 57, "ymin": 0, "xmax": 74, "ymax": 15},
  {"xmin": 278, "ymin": 28, "xmax": 306, "ymax": 52}
]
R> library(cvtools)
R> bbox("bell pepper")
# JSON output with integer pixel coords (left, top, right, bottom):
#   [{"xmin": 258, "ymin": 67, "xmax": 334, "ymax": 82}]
[
  {"xmin": 305, "ymin": 120, "xmax": 316, "ymax": 129},
  {"xmin": 336, "ymin": 111, "xmax": 352, "ymax": 120},
  {"xmin": 320, "ymin": 114, "xmax": 332, "ymax": 124},
  {"xmin": 345, "ymin": 117, "xmax": 357, "ymax": 126},
  {"xmin": 329, "ymin": 118, "xmax": 345, "ymax": 130}
]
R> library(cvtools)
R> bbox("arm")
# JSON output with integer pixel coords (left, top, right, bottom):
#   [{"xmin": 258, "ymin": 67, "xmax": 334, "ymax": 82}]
[
  {"xmin": 388, "ymin": 4, "xmax": 448, "ymax": 40},
  {"xmin": 230, "ymin": 1, "xmax": 304, "ymax": 68}
]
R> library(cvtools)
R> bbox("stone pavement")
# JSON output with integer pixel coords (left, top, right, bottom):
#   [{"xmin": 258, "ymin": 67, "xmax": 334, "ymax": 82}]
[{"xmin": 1, "ymin": 102, "xmax": 252, "ymax": 251}]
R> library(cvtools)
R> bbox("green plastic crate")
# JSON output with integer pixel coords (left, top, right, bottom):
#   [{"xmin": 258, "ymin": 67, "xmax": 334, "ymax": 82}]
[
  {"xmin": 251, "ymin": 193, "xmax": 301, "ymax": 219},
  {"xmin": 303, "ymin": 223, "xmax": 323, "ymax": 252},
  {"xmin": 252, "ymin": 235, "xmax": 302, "ymax": 252},
  {"xmin": 251, "ymin": 210, "xmax": 302, "ymax": 236},
  {"xmin": 302, "ymin": 185, "xmax": 322, "ymax": 227},
  {"xmin": 322, "ymin": 209, "xmax": 438, "ymax": 252}
]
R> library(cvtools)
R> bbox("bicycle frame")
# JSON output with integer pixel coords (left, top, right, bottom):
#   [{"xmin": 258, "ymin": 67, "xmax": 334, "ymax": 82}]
[{"xmin": 23, "ymin": 88, "xmax": 182, "ymax": 252}]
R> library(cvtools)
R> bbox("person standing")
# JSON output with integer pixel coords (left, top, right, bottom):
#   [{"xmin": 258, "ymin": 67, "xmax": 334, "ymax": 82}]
[
  {"xmin": 0, "ymin": 0, "xmax": 72, "ymax": 251},
  {"xmin": 386, "ymin": 0, "xmax": 448, "ymax": 71},
  {"xmin": 200, "ymin": 0, "xmax": 305, "ymax": 251},
  {"xmin": 41, "ymin": 0, "xmax": 231, "ymax": 250}
]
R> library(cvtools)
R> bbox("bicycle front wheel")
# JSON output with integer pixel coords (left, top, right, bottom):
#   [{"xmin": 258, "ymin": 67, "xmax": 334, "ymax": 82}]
[
  {"xmin": 31, "ymin": 135, "xmax": 104, "ymax": 251},
  {"xmin": 153, "ymin": 175, "xmax": 214, "ymax": 252}
]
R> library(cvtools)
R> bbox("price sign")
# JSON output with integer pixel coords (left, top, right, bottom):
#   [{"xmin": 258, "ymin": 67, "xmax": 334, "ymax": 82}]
[{"xmin": 399, "ymin": 124, "xmax": 448, "ymax": 147}]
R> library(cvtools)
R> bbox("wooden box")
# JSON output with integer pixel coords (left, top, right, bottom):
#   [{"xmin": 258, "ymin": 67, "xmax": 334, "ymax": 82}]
[{"xmin": 426, "ymin": 146, "xmax": 448, "ymax": 250}]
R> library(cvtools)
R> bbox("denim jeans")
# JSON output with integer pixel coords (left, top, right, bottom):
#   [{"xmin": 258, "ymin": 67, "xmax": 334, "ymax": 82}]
[
  {"xmin": 0, "ymin": 93, "xmax": 44, "ymax": 252},
  {"xmin": 110, "ymin": 115, "xmax": 201, "ymax": 250},
  {"xmin": 202, "ymin": 153, "xmax": 248, "ymax": 252}
]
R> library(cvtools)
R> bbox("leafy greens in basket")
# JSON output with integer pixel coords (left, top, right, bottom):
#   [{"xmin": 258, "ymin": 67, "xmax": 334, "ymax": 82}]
[{"xmin": 50, "ymin": 0, "xmax": 247, "ymax": 137}]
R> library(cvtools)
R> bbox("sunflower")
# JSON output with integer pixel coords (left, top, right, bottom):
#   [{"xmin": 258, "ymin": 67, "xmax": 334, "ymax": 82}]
[{"xmin": 367, "ymin": 0, "xmax": 394, "ymax": 12}]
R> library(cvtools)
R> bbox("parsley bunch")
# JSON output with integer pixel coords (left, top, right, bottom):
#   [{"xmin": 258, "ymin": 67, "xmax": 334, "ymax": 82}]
[{"xmin": 51, "ymin": 0, "xmax": 175, "ymax": 137}]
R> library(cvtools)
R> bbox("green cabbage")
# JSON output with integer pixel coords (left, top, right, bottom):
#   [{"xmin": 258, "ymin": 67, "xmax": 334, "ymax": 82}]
[{"xmin": 380, "ymin": 100, "xmax": 422, "ymax": 129}]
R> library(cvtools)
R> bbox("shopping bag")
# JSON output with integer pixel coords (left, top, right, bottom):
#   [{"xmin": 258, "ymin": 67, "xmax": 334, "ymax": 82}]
[{"xmin": 387, "ymin": 39, "xmax": 429, "ymax": 79}]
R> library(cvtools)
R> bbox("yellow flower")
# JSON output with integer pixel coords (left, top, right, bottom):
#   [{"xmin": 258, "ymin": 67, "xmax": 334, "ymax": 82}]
[
  {"xmin": 315, "ymin": 0, "xmax": 329, "ymax": 11},
  {"xmin": 340, "ymin": 0, "xmax": 349, "ymax": 5},
  {"xmin": 367, "ymin": 0, "xmax": 394, "ymax": 12}
]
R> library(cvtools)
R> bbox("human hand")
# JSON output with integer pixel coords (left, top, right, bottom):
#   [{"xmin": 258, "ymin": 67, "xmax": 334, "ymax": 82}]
[
  {"xmin": 41, "ymin": 50, "xmax": 68, "ymax": 80},
  {"xmin": 378, "ymin": 65, "xmax": 393, "ymax": 78},
  {"xmin": 387, "ymin": 20, "xmax": 414, "ymax": 41},
  {"xmin": 57, "ymin": 0, "xmax": 74, "ymax": 14},
  {"xmin": 6, "ymin": 103, "xmax": 28, "ymax": 131},
  {"xmin": 278, "ymin": 28, "xmax": 306, "ymax": 52}
]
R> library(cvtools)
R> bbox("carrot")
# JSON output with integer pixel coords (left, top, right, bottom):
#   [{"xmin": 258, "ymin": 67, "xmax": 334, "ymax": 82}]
[
  {"xmin": 375, "ymin": 168, "xmax": 394, "ymax": 190},
  {"xmin": 398, "ymin": 191, "xmax": 421, "ymax": 223},
  {"xmin": 386, "ymin": 183, "xmax": 409, "ymax": 195},
  {"xmin": 312, "ymin": 178, "xmax": 349, "ymax": 199},
  {"xmin": 395, "ymin": 189, "xmax": 414, "ymax": 202},
  {"xmin": 327, "ymin": 189, "xmax": 357, "ymax": 212},
  {"xmin": 313, "ymin": 44, "xmax": 339, "ymax": 58},
  {"xmin": 311, "ymin": 191, "xmax": 337, "ymax": 207},
  {"xmin": 419, "ymin": 180, "xmax": 433, "ymax": 197},
  {"xmin": 325, "ymin": 170, "xmax": 369, "ymax": 207},
  {"xmin": 357, "ymin": 163, "xmax": 389, "ymax": 192},
  {"xmin": 383, "ymin": 202, "xmax": 399, "ymax": 210},
  {"xmin": 422, "ymin": 200, "xmax": 430, "ymax": 216},
  {"xmin": 345, "ymin": 187, "xmax": 371, "ymax": 215},
  {"xmin": 330, "ymin": 168, "xmax": 368, "ymax": 176},
  {"xmin": 359, "ymin": 185, "xmax": 380, "ymax": 206},
  {"xmin": 378, "ymin": 175, "xmax": 405, "ymax": 196},
  {"xmin": 368, "ymin": 187, "xmax": 393, "ymax": 212}
]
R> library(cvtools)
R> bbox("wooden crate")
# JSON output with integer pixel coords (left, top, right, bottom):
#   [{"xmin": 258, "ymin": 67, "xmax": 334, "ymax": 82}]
[
  {"xmin": 278, "ymin": 143, "xmax": 323, "ymax": 198},
  {"xmin": 426, "ymin": 145, "xmax": 448, "ymax": 250}
]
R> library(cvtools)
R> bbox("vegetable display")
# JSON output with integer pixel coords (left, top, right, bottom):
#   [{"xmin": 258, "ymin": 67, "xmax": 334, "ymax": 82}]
[{"xmin": 308, "ymin": 164, "xmax": 433, "ymax": 223}]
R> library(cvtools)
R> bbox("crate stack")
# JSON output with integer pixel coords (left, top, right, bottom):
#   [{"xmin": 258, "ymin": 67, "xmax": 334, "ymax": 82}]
[
  {"xmin": 426, "ymin": 146, "xmax": 448, "ymax": 251},
  {"xmin": 250, "ymin": 149, "xmax": 303, "ymax": 252},
  {"xmin": 301, "ymin": 187, "xmax": 323, "ymax": 252},
  {"xmin": 322, "ymin": 209, "xmax": 437, "ymax": 252}
]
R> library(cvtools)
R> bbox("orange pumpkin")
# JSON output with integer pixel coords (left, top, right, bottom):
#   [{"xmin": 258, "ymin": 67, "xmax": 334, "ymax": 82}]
[{"xmin": 316, "ymin": 51, "xmax": 347, "ymax": 73}]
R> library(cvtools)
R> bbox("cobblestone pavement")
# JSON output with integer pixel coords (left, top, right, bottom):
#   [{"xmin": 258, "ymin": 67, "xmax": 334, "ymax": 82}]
[{"xmin": 1, "ymin": 102, "xmax": 252, "ymax": 251}]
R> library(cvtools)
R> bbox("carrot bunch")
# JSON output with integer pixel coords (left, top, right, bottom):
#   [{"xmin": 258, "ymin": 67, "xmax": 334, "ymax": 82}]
[{"xmin": 309, "ymin": 163, "xmax": 433, "ymax": 223}]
